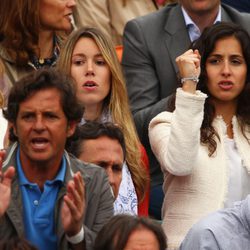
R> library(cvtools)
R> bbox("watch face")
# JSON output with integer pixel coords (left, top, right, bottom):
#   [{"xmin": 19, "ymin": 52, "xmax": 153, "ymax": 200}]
[{"xmin": 0, "ymin": 91, "xmax": 3, "ymax": 108}]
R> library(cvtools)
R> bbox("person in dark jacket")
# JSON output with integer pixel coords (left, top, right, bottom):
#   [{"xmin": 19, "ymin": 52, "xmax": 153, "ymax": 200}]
[{"xmin": 0, "ymin": 68, "xmax": 114, "ymax": 250}]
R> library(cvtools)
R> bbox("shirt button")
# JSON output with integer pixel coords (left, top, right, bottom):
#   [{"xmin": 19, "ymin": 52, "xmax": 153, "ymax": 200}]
[{"xmin": 34, "ymin": 200, "xmax": 39, "ymax": 206}]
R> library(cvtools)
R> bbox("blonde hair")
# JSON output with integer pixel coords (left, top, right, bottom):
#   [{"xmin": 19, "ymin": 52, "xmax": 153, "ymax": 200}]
[{"xmin": 57, "ymin": 27, "xmax": 148, "ymax": 201}]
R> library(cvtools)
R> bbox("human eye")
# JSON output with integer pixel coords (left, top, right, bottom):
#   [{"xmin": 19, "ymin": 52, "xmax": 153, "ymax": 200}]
[
  {"xmin": 112, "ymin": 164, "xmax": 122, "ymax": 172},
  {"xmin": 96, "ymin": 162, "xmax": 107, "ymax": 169},
  {"xmin": 231, "ymin": 59, "xmax": 241, "ymax": 65},
  {"xmin": 207, "ymin": 57, "xmax": 220, "ymax": 65},
  {"xmin": 95, "ymin": 57, "xmax": 106, "ymax": 66},
  {"xmin": 72, "ymin": 56, "xmax": 85, "ymax": 66},
  {"xmin": 231, "ymin": 56, "xmax": 245, "ymax": 65},
  {"xmin": 21, "ymin": 113, "xmax": 35, "ymax": 121},
  {"xmin": 45, "ymin": 112, "xmax": 59, "ymax": 120}
]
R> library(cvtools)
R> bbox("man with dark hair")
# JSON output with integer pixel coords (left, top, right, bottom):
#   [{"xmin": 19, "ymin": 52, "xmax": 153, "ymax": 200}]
[
  {"xmin": 66, "ymin": 122, "xmax": 125, "ymax": 207},
  {"xmin": 122, "ymin": 0, "xmax": 250, "ymax": 219},
  {"xmin": 0, "ymin": 69, "xmax": 114, "ymax": 250}
]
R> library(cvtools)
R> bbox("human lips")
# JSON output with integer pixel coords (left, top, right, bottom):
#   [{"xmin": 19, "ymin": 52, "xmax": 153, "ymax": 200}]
[
  {"xmin": 67, "ymin": 13, "xmax": 76, "ymax": 29},
  {"xmin": 64, "ymin": 13, "xmax": 73, "ymax": 22},
  {"xmin": 218, "ymin": 80, "xmax": 233, "ymax": 90},
  {"xmin": 82, "ymin": 81, "xmax": 98, "ymax": 90},
  {"xmin": 31, "ymin": 137, "xmax": 49, "ymax": 150}
]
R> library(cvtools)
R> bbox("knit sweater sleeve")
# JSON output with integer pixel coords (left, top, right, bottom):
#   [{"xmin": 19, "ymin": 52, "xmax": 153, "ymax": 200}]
[{"xmin": 149, "ymin": 88, "xmax": 207, "ymax": 176}]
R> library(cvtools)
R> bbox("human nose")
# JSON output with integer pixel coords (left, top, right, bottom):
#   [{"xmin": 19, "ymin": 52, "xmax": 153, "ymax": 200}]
[
  {"xmin": 33, "ymin": 116, "xmax": 45, "ymax": 132},
  {"xmin": 106, "ymin": 168, "xmax": 115, "ymax": 186},
  {"xmin": 67, "ymin": 0, "xmax": 76, "ymax": 7},
  {"xmin": 85, "ymin": 60, "xmax": 95, "ymax": 76},
  {"xmin": 221, "ymin": 61, "xmax": 231, "ymax": 77}
]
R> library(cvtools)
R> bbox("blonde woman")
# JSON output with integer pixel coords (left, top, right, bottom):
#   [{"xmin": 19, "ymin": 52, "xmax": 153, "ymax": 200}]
[{"xmin": 57, "ymin": 27, "xmax": 149, "ymax": 216}]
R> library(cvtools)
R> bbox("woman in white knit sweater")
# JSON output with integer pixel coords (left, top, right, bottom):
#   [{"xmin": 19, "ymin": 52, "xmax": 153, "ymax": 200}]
[{"xmin": 149, "ymin": 22, "xmax": 250, "ymax": 250}]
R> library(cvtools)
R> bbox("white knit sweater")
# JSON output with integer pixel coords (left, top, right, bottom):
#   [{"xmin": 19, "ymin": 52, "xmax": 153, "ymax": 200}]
[{"xmin": 149, "ymin": 88, "xmax": 250, "ymax": 250}]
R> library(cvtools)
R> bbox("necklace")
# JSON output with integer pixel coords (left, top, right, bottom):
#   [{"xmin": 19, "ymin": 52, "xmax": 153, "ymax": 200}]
[
  {"xmin": 38, "ymin": 58, "xmax": 45, "ymax": 64},
  {"xmin": 30, "ymin": 36, "xmax": 60, "ymax": 70}
]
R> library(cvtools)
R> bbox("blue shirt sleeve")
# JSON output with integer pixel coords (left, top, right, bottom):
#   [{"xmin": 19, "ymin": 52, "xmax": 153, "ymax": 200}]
[{"xmin": 179, "ymin": 227, "xmax": 221, "ymax": 250}]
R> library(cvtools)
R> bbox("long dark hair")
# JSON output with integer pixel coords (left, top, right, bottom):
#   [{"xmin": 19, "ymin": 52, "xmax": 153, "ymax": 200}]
[{"xmin": 169, "ymin": 22, "xmax": 250, "ymax": 156}]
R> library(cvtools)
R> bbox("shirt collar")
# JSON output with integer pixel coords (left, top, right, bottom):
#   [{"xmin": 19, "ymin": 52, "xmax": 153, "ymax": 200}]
[
  {"xmin": 181, "ymin": 6, "xmax": 222, "ymax": 42},
  {"xmin": 16, "ymin": 147, "xmax": 66, "ymax": 186},
  {"xmin": 80, "ymin": 108, "xmax": 112, "ymax": 125}
]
